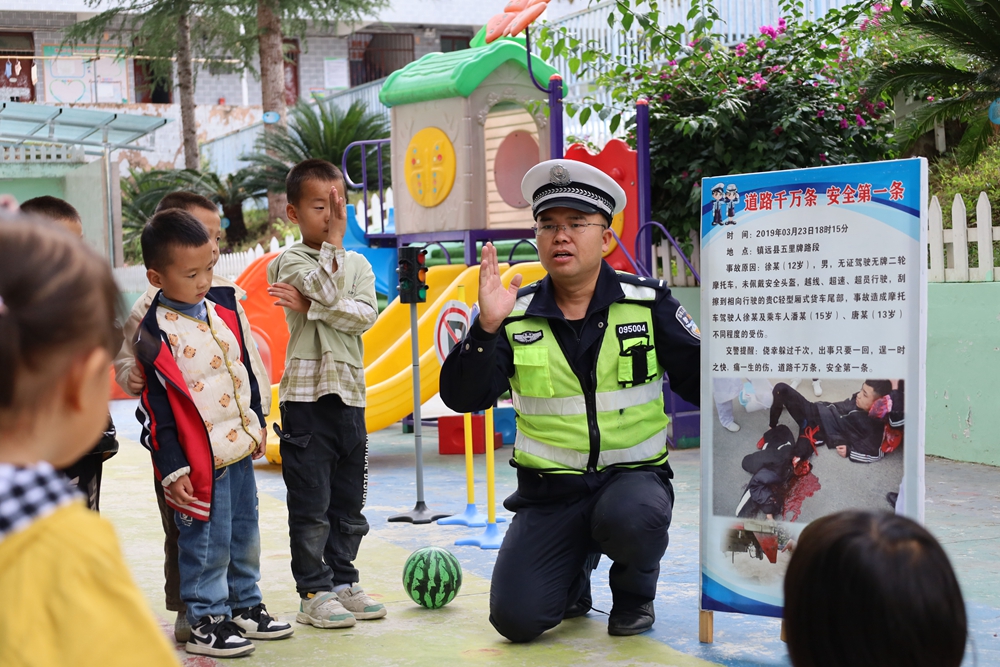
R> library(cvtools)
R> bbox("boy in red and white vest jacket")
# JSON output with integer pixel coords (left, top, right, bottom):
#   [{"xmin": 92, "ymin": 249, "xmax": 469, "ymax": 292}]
[{"xmin": 134, "ymin": 209, "xmax": 292, "ymax": 658}]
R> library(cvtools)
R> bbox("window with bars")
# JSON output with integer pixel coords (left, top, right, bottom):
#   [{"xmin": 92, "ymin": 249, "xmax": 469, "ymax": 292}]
[
  {"xmin": 440, "ymin": 35, "xmax": 471, "ymax": 53},
  {"xmin": 349, "ymin": 32, "xmax": 414, "ymax": 86}
]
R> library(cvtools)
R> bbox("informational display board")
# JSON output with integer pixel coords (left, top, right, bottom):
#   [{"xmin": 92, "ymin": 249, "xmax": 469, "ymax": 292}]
[
  {"xmin": 323, "ymin": 57, "xmax": 350, "ymax": 91},
  {"xmin": 699, "ymin": 158, "xmax": 927, "ymax": 619},
  {"xmin": 42, "ymin": 45, "xmax": 130, "ymax": 104}
]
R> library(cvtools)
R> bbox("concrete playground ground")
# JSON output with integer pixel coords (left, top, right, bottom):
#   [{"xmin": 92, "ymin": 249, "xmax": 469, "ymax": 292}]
[{"xmin": 107, "ymin": 399, "xmax": 1000, "ymax": 667}]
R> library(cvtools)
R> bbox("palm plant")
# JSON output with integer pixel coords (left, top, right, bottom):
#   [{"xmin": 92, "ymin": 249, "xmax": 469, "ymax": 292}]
[
  {"xmin": 867, "ymin": 0, "xmax": 1000, "ymax": 165},
  {"xmin": 178, "ymin": 168, "xmax": 265, "ymax": 246},
  {"xmin": 241, "ymin": 99, "xmax": 391, "ymax": 199},
  {"xmin": 120, "ymin": 168, "xmax": 190, "ymax": 264}
]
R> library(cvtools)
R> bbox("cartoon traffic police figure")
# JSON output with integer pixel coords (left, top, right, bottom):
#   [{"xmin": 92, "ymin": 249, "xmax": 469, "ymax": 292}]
[
  {"xmin": 711, "ymin": 183, "xmax": 725, "ymax": 226},
  {"xmin": 726, "ymin": 184, "xmax": 739, "ymax": 225}
]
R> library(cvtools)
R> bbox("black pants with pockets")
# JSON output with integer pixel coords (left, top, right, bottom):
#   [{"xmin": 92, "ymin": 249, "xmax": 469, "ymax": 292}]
[
  {"xmin": 489, "ymin": 469, "xmax": 674, "ymax": 643},
  {"xmin": 278, "ymin": 394, "xmax": 370, "ymax": 597}
]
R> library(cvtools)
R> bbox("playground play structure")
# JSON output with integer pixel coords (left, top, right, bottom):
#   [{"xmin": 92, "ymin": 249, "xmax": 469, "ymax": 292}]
[{"xmin": 232, "ymin": 0, "xmax": 701, "ymax": 465}]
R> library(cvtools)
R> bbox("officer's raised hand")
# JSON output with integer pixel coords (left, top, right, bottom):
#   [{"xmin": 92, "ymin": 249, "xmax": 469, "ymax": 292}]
[{"xmin": 478, "ymin": 242, "xmax": 522, "ymax": 334}]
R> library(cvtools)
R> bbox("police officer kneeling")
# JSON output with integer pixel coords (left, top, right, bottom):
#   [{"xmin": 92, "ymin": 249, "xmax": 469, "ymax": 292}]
[{"xmin": 439, "ymin": 160, "xmax": 700, "ymax": 641}]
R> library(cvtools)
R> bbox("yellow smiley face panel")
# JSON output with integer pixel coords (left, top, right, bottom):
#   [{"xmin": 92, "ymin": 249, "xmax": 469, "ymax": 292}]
[{"xmin": 404, "ymin": 127, "xmax": 457, "ymax": 208}]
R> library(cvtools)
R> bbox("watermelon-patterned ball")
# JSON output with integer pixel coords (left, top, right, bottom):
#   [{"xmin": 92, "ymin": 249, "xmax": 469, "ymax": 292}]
[{"xmin": 402, "ymin": 547, "xmax": 463, "ymax": 609}]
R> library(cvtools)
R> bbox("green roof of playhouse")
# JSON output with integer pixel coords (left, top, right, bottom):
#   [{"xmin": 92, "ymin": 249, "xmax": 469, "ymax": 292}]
[{"xmin": 379, "ymin": 34, "xmax": 559, "ymax": 108}]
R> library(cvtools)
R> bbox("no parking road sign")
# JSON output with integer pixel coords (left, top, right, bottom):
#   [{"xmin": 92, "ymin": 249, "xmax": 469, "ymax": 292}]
[{"xmin": 434, "ymin": 300, "xmax": 471, "ymax": 364}]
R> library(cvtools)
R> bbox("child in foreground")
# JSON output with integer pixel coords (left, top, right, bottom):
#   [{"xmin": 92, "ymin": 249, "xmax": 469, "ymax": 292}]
[
  {"xmin": 19, "ymin": 195, "xmax": 120, "ymax": 511},
  {"xmin": 266, "ymin": 158, "xmax": 384, "ymax": 628},
  {"xmin": 115, "ymin": 191, "xmax": 271, "ymax": 642},
  {"xmin": 784, "ymin": 509, "xmax": 966, "ymax": 667},
  {"xmin": 0, "ymin": 217, "xmax": 178, "ymax": 666},
  {"xmin": 135, "ymin": 210, "xmax": 291, "ymax": 658}
]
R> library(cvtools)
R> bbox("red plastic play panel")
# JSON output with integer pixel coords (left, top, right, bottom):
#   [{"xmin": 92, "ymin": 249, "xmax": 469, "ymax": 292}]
[
  {"xmin": 565, "ymin": 139, "xmax": 640, "ymax": 273},
  {"xmin": 235, "ymin": 251, "xmax": 289, "ymax": 384}
]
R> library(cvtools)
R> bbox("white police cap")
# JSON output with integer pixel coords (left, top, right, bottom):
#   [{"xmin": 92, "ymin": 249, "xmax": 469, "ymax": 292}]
[{"xmin": 521, "ymin": 159, "xmax": 627, "ymax": 223}]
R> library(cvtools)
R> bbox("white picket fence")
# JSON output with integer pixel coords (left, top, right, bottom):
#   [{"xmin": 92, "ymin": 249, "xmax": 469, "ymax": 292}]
[
  {"xmin": 928, "ymin": 192, "xmax": 997, "ymax": 283},
  {"xmin": 113, "ymin": 234, "xmax": 298, "ymax": 294},
  {"xmin": 647, "ymin": 191, "xmax": 997, "ymax": 288},
  {"xmin": 651, "ymin": 229, "xmax": 701, "ymax": 287}
]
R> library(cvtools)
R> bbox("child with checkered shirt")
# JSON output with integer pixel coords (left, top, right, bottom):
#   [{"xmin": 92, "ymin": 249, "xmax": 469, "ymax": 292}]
[
  {"xmin": 0, "ymin": 215, "xmax": 177, "ymax": 666},
  {"xmin": 266, "ymin": 159, "xmax": 386, "ymax": 628}
]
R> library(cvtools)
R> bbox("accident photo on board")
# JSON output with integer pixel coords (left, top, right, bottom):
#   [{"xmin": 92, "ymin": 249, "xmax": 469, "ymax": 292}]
[{"xmin": 711, "ymin": 377, "xmax": 905, "ymax": 522}]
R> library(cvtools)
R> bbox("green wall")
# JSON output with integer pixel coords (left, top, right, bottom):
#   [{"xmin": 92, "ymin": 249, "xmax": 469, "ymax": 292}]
[
  {"xmin": 926, "ymin": 283, "xmax": 1000, "ymax": 466},
  {"xmin": 0, "ymin": 176, "xmax": 65, "ymax": 202}
]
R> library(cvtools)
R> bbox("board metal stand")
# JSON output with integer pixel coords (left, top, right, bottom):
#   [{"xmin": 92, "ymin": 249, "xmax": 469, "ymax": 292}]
[{"xmin": 388, "ymin": 302, "xmax": 451, "ymax": 524}]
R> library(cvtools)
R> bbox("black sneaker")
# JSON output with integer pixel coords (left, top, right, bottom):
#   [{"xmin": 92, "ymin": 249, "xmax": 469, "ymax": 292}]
[
  {"xmin": 233, "ymin": 603, "xmax": 295, "ymax": 639},
  {"xmin": 186, "ymin": 615, "xmax": 255, "ymax": 658}
]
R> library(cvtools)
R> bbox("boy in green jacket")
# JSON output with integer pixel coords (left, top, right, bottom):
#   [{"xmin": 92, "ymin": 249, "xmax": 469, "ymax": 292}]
[{"xmin": 266, "ymin": 159, "xmax": 385, "ymax": 629}]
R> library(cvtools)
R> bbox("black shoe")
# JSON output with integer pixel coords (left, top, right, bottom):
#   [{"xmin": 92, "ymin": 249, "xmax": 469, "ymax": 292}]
[
  {"xmin": 186, "ymin": 615, "xmax": 254, "ymax": 657},
  {"xmin": 232, "ymin": 602, "xmax": 294, "ymax": 640},
  {"xmin": 886, "ymin": 492, "xmax": 899, "ymax": 509},
  {"xmin": 564, "ymin": 599, "xmax": 592, "ymax": 619},
  {"xmin": 608, "ymin": 602, "xmax": 655, "ymax": 636}
]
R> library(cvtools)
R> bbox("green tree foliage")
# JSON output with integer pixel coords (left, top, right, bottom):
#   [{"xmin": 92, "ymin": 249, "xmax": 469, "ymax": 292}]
[
  {"xmin": 867, "ymin": 0, "xmax": 1000, "ymax": 166},
  {"xmin": 537, "ymin": 0, "xmax": 896, "ymax": 243},
  {"xmin": 177, "ymin": 168, "xmax": 265, "ymax": 246},
  {"xmin": 241, "ymin": 99, "xmax": 391, "ymax": 196},
  {"xmin": 120, "ymin": 169, "xmax": 191, "ymax": 263},
  {"xmin": 63, "ymin": 0, "xmax": 255, "ymax": 169}
]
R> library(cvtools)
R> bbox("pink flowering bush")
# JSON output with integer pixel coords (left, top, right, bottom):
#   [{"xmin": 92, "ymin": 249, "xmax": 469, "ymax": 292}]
[{"xmin": 537, "ymin": 0, "xmax": 894, "ymax": 238}]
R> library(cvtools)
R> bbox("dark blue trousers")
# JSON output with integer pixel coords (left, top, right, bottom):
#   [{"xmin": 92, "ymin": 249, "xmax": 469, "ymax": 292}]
[{"xmin": 489, "ymin": 469, "xmax": 674, "ymax": 642}]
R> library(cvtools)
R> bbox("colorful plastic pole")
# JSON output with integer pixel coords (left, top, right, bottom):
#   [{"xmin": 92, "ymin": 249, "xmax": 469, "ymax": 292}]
[
  {"xmin": 549, "ymin": 74, "xmax": 564, "ymax": 160},
  {"xmin": 439, "ymin": 285, "xmax": 490, "ymax": 527},
  {"xmin": 635, "ymin": 97, "xmax": 653, "ymax": 275},
  {"xmin": 456, "ymin": 407, "xmax": 505, "ymax": 549}
]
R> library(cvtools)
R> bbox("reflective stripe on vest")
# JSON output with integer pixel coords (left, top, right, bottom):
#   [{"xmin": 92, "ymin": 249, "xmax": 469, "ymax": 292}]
[
  {"xmin": 512, "ymin": 380, "xmax": 663, "ymax": 417},
  {"xmin": 515, "ymin": 428, "xmax": 669, "ymax": 470},
  {"xmin": 505, "ymin": 279, "xmax": 670, "ymax": 474}
]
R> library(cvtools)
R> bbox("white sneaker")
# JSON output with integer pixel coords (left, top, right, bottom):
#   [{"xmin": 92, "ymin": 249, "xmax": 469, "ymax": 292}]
[
  {"xmin": 232, "ymin": 603, "xmax": 294, "ymax": 639},
  {"xmin": 790, "ymin": 379, "xmax": 802, "ymax": 390},
  {"xmin": 812, "ymin": 380, "xmax": 823, "ymax": 397},
  {"xmin": 723, "ymin": 422, "xmax": 740, "ymax": 432},
  {"xmin": 297, "ymin": 591, "xmax": 357, "ymax": 628},
  {"xmin": 186, "ymin": 615, "xmax": 254, "ymax": 658},
  {"xmin": 336, "ymin": 585, "xmax": 387, "ymax": 620}
]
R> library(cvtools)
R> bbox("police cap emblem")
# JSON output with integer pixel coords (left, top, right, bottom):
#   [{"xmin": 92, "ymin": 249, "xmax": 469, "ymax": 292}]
[{"xmin": 549, "ymin": 164, "xmax": 571, "ymax": 185}]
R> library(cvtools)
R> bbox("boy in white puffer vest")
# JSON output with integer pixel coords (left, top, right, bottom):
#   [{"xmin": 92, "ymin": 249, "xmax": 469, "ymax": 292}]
[{"xmin": 134, "ymin": 210, "xmax": 292, "ymax": 658}]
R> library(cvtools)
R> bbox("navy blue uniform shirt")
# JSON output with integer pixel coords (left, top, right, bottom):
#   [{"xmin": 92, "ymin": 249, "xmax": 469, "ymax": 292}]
[{"xmin": 440, "ymin": 260, "xmax": 700, "ymax": 415}]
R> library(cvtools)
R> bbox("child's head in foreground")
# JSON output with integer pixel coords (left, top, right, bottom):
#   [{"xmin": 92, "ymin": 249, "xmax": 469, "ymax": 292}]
[
  {"xmin": 0, "ymin": 218, "xmax": 120, "ymax": 467},
  {"xmin": 285, "ymin": 158, "xmax": 346, "ymax": 250},
  {"xmin": 141, "ymin": 209, "xmax": 214, "ymax": 305},
  {"xmin": 155, "ymin": 191, "xmax": 222, "ymax": 262},
  {"xmin": 20, "ymin": 195, "xmax": 83, "ymax": 237},
  {"xmin": 784, "ymin": 509, "xmax": 966, "ymax": 667}
]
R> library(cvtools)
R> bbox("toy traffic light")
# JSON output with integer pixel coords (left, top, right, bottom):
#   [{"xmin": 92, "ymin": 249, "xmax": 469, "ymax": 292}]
[{"xmin": 398, "ymin": 246, "xmax": 428, "ymax": 303}]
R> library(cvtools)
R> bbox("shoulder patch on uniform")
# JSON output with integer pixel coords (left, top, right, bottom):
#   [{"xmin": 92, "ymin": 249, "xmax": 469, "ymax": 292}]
[
  {"xmin": 512, "ymin": 330, "xmax": 544, "ymax": 345},
  {"xmin": 616, "ymin": 272, "xmax": 666, "ymax": 289},
  {"xmin": 676, "ymin": 306, "xmax": 701, "ymax": 340},
  {"xmin": 516, "ymin": 281, "xmax": 541, "ymax": 297},
  {"xmin": 616, "ymin": 272, "xmax": 662, "ymax": 301}
]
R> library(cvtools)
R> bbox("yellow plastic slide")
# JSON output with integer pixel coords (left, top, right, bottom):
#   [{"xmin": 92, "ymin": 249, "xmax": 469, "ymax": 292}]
[
  {"xmin": 265, "ymin": 262, "xmax": 547, "ymax": 463},
  {"xmin": 362, "ymin": 263, "xmax": 466, "ymax": 366},
  {"xmin": 364, "ymin": 261, "xmax": 547, "ymax": 434}
]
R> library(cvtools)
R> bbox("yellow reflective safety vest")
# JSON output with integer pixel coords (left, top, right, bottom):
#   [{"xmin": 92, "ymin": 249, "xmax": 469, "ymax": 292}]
[{"xmin": 505, "ymin": 278, "xmax": 670, "ymax": 474}]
